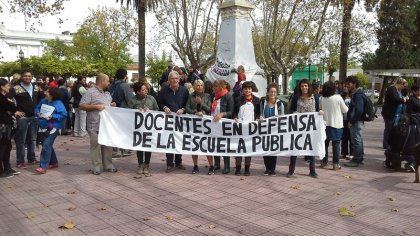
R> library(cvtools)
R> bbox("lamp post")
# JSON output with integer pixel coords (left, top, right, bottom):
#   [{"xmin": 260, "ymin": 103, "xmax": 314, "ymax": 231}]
[
  {"xmin": 19, "ymin": 49, "xmax": 24, "ymax": 70},
  {"xmin": 308, "ymin": 58, "xmax": 312, "ymax": 81}
]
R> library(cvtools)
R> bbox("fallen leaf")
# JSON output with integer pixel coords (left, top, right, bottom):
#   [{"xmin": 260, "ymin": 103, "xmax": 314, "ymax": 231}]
[
  {"xmin": 25, "ymin": 214, "xmax": 34, "ymax": 219},
  {"xmin": 336, "ymin": 192, "xmax": 342, "ymax": 195},
  {"xmin": 67, "ymin": 191, "xmax": 76, "ymax": 194},
  {"xmin": 6, "ymin": 183, "xmax": 17, "ymax": 189},
  {"xmin": 142, "ymin": 217, "xmax": 151, "ymax": 221},
  {"xmin": 59, "ymin": 221, "xmax": 76, "ymax": 229},
  {"xmin": 161, "ymin": 159, "xmax": 165, "ymax": 162},
  {"xmin": 208, "ymin": 224, "xmax": 216, "ymax": 229},
  {"xmin": 68, "ymin": 207, "xmax": 76, "ymax": 211},
  {"xmin": 291, "ymin": 185, "xmax": 300, "ymax": 190},
  {"xmin": 43, "ymin": 204, "xmax": 50, "ymax": 208},
  {"xmin": 343, "ymin": 175, "xmax": 352, "ymax": 179},
  {"xmin": 97, "ymin": 207, "xmax": 107, "ymax": 211},
  {"xmin": 350, "ymin": 205, "xmax": 356, "ymax": 209},
  {"xmin": 389, "ymin": 197, "xmax": 396, "ymax": 201},
  {"xmin": 240, "ymin": 177, "xmax": 245, "ymax": 180},
  {"xmin": 391, "ymin": 208, "xmax": 399, "ymax": 212},
  {"xmin": 166, "ymin": 215, "xmax": 174, "ymax": 221},
  {"xmin": 402, "ymin": 230, "xmax": 412, "ymax": 235},
  {"xmin": 338, "ymin": 207, "xmax": 355, "ymax": 217},
  {"xmin": 195, "ymin": 225, "xmax": 202, "ymax": 228},
  {"xmin": 70, "ymin": 139, "xmax": 74, "ymax": 141}
]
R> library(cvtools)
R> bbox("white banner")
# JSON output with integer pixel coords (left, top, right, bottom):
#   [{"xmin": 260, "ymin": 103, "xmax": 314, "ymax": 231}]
[{"xmin": 99, "ymin": 107, "xmax": 326, "ymax": 157}]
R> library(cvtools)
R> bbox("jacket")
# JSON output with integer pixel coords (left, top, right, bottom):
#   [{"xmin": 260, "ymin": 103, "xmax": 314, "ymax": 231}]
[
  {"xmin": 259, "ymin": 97, "xmax": 284, "ymax": 118},
  {"xmin": 185, "ymin": 92, "xmax": 212, "ymax": 115},
  {"xmin": 110, "ymin": 79, "xmax": 134, "ymax": 108},
  {"xmin": 381, "ymin": 86, "xmax": 404, "ymax": 119},
  {"xmin": 128, "ymin": 94, "xmax": 159, "ymax": 111},
  {"xmin": 347, "ymin": 88, "xmax": 365, "ymax": 124},
  {"xmin": 35, "ymin": 99, "xmax": 68, "ymax": 129},
  {"xmin": 157, "ymin": 85, "xmax": 189, "ymax": 112},
  {"xmin": 9, "ymin": 83, "xmax": 41, "ymax": 117},
  {"xmin": 0, "ymin": 92, "xmax": 17, "ymax": 125},
  {"xmin": 212, "ymin": 92, "xmax": 234, "ymax": 119},
  {"xmin": 234, "ymin": 95, "xmax": 261, "ymax": 120}
]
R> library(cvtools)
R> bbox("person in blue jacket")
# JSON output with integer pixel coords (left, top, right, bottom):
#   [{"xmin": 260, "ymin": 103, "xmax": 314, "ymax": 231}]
[{"xmin": 34, "ymin": 87, "xmax": 68, "ymax": 174}]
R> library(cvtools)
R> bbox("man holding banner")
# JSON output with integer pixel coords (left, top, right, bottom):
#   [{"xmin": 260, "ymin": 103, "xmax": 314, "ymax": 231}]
[
  {"xmin": 157, "ymin": 71, "xmax": 190, "ymax": 173},
  {"xmin": 79, "ymin": 73, "xmax": 117, "ymax": 175}
]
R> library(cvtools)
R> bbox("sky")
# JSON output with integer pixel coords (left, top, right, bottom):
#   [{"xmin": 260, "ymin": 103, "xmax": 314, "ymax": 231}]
[{"xmin": 0, "ymin": 0, "xmax": 160, "ymax": 57}]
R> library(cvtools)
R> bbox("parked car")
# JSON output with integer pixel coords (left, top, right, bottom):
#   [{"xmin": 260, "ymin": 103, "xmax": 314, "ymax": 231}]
[{"xmin": 365, "ymin": 89, "xmax": 379, "ymax": 98}]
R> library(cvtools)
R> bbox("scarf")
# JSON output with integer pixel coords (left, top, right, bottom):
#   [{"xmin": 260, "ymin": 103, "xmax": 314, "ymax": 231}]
[{"xmin": 211, "ymin": 88, "xmax": 228, "ymax": 113}]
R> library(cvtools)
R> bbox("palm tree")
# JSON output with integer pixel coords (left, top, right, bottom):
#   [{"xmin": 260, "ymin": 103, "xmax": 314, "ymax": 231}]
[
  {"xmin": 335, "ymin": 0, "xmax": 378, "ymax": 82},
  {"xmin": 116, "ymin": 0, "xmax": 162, "ymax": 78}
]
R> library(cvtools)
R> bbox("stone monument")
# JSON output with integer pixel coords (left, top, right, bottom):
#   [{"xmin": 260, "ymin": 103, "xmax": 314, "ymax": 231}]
[{"xmin": 205, "ymin": 0, "xmax": 266, "ymax": 97}]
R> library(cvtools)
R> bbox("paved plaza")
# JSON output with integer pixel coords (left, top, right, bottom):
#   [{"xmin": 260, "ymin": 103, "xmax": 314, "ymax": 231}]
[{"xmin": 1, "ymin": 115, "xmax": 420, "ymax": 236}]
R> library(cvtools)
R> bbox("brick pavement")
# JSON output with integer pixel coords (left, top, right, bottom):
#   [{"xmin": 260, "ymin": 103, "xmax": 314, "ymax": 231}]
[{"xmin": 1, "ymin": 116, "xmax": 420, "ymax": 236}]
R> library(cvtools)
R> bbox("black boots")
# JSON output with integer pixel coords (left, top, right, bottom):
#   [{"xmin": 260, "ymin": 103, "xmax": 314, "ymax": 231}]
[
  {"xmin": 222, "ymin": 157, "xmax": 230, "ymax": 174},
  {"xmin": 214, "ymin": 156, "xmax": 221, "ymax": 171},
  {"xmin": 244, "ymin": 165, "xmax": 250, "ymax": 176}
]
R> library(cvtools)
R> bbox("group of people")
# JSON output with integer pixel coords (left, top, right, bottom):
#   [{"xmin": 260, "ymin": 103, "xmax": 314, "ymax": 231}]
[{"xmin": 1, "ymin": 65, "xmax": 419, "ymax": 180}]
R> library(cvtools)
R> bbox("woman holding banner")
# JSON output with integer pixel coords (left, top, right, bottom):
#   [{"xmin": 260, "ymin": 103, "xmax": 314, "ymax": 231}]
[
  {"xmin": 128, "ymin": 82, "xmax": 159, "ymax": 177},
  {"xmin": 259, "ymin": 83, "xmax": 284, "ymax": 176},
  {"xmin": 233, "ymin": 81, "xmax": 260, "ymax": 176},
  {"xmin": 185, "ymin": 79, "xmax": 214, "ymax": 175},
  {"xmin": 287, "ymin": 79, "xmax": 320, "ymax": 178},
  {"xmin": 212, "ymin": 80, "xmax": 234, "ymax": 174}
]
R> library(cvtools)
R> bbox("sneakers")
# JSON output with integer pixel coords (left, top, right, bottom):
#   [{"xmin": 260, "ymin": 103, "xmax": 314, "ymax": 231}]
[
  {"xmin": 6, "ymin": 169, "xmax": 20, "ymax": 175},
  {"xmin": 176, "ymin": 164, "xmax": 186, "ymax": 170},
  {"xmin": 48, "ymin": 164, "xmax": 59, "ymax": 169},
  {"xmin": 309, "ymin": 172, "xmax": 319, "ymax": 178},
  {"xmin": 286, "ymin": 171, "xmax": 295, "ymax": 178},
  {"xmin": 16, "ymin": 163, "xmax": 27, "ymax": 169},
  {"xmin": 263, "ymin": 170, "xmax": 270, "ymax": 176},
  {"xmin": 405, "ymin": 163, "xmax": 415, "ymax": 173},
  {"xmin": 344, "ymin": 161, "xmax": 361, "ymax": 167},
  {"xmin": 192, "ymin": 166, "xmax": 199, "ymax": 174},
  {"xmin": 270, "ymin": 171, "xmax": 277, "ymax": 177},
  {"xmin": 35, "ymin": 167, "xmax": 46, "ymax": 174},
  {"xmin": 28, "ymin": 160, "xmax": 40, "ymax": 165},
  {"xmin": 333, "ymin": 163, "xmax": 342, "ymax": 170},
  {"xmin": 0, "ymin": 172, "xmax": 13, "ymax": 178},
  {"xmin": 106, "ymin": 168, "xmax": 118, "ymax": 173},
  {"xmin": 383, "ymin": 161, "xmax": 391, "ymax": 169},
  {"xmin": 166, "ymin": 165, "xmax": 175, "ymax": 173},
  {"xmin": 208, "ymin": 166, "xmax": 215, "ymax": 175}
]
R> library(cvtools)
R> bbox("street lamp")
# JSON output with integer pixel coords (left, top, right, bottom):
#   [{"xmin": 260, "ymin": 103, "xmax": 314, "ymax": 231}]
[
  {"xmin": 308, "ymin": 58, "xmax": 312, "ymax": 81},
  {"xmin": 18, "ymin": 49, "xmax": 24, "ymax": 70}
]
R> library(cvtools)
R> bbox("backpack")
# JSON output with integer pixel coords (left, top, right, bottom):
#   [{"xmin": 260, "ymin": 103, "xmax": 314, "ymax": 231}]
[{"xmin": 362, "ymin": 93, "xmax": 378, "ymax": 121}]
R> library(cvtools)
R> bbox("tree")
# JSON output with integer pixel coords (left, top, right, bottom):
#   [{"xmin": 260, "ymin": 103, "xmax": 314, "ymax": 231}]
[
  {"xmin": 333, "ymin": 0, "xmax": 379, "ymax": 82},
  {"xmin": 145, "ymin": 52, "xmax": 169, "ymax": 87},
  {"xmin": 116, "ymin": 0, "xmax": 162, "ymax": 78},
  {"xmin": 252, "ymin": 0, "xmax": 331, "ymax": 94},
  {"xmin": 154, "ymin": 0, "xmax": 221, "ymax": 70},
  {"xmin": 1, "ymin": 0, "xmax": 69, "ymax": 30},
  {"xmin": 373, "ymin": 0, "xmax": 418, "ymax": 104}
]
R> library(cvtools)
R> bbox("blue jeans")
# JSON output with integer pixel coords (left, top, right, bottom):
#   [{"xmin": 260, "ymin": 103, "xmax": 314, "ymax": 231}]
[
  {"xmin": 39, "ymin": 130, "xmax": 59, "ymax": 169},
  {"xmin": 350, "ymin": 121, "xmax": 364, "ymax": 163},
  {"xmin": 14, "ymin": 116, "xmax": 38, "ymax": 164},
  {"xmin": 324, "ymin": 140, "xmax": 341, "ymax": 164}
]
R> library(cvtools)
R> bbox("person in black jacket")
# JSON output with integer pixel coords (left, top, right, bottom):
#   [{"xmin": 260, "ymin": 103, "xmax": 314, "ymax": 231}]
[
  {"xmin": 158, "ymin": 71, "xmax": 189, "ymax": 172},
  {"xmin": 381, "ymin": 78, "xmax": 408, "ymax": 149},
  {"xmin": 0, "ymin": 78, "xmax": 24, "ymax": 177},
  {"xmin": 407, "ymin": 84, "xmax": 420, "ymax": 115},
  {"xmin": 9, "ymin": 69, "xmax": 42, "ymax": 169},
  {"xmin": 71, "ymin": 76, "xmax": 87, "ymax": 137},
  {"xmin": 212, "ymin": 80, "xmax": 234, "ymax": 174},
  {"xmin": 233, "ymin": 81, "xmax": 261, "ymax": 176}
]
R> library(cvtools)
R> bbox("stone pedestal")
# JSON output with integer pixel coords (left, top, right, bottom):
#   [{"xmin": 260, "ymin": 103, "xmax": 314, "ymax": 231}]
[{"xmin": 206, "ymin": 0, "xmax": 266, "ymax": 97}]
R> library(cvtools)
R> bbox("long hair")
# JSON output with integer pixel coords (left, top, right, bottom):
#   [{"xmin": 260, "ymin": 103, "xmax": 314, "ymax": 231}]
[{"xmin": 297, "ymin": 79, "xmax": 313, "ymax": 97}]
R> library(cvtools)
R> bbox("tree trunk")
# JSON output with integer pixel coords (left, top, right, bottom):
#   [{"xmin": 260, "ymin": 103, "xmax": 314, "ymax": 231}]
[
  {"xmin": 377, "ymin": 76, "xmax": 392, "ymax": 105},
  {"xmin": 138, "ymin": 0, "xmax": 146, "ymax": 78},
  {"xmin": 338, "ymin": 0, "xmax": 355, "ymax": 82},
  {"xmin": 282, "ymin": 71, "xmax": 288, "ymax": 95}
]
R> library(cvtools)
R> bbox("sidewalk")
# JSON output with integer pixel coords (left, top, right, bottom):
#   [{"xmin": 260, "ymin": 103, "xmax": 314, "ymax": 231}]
[{"xmin": 1, "ymin": 117, "xmax": 420, "ymax": 236}]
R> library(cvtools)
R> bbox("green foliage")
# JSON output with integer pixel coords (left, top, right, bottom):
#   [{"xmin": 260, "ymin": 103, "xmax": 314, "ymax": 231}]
[
  {"xmin": 361, "ymin": 52, "xmax": 377, "ymax": 70},
  {"xmin": 375, "ymin": 0, "xmax": 418, "ymax": 69},
  {"xmin": 145, "ymin": 52, "xmax": 169, "ymax": 87},
  {"xmin": 353, "ymin": 72, "xmax": 369, "ymax": 88}
]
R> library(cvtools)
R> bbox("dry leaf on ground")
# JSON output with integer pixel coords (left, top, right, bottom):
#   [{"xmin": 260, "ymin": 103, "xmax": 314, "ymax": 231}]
[
  {"xmin": 240, "ymin": 177, "xmax": 245, "ymax": 180},
  {"xmin": 25, "ymin": 214, "xmax": 34, "ymax": 219},
  {"xmin": 391, "ymin": 208, "xmax": 399, "ymax": 212},
  {"xmin": 59, "ymin": 221, "xmax": 76, "ymax": 229},
  {"xmin": 97, "ymin": 207, "xmax": 107, "ymax": 211},
  {"xmin": 67, "ymin": 191, "xmax": 76, "ymax": 194},
  {"xmin": 68, "ymin": 207, "xmax": 76, "ymax": 211},
  {"xmin": 389, "ymin": 197, "xmax": 396, "ymax": 201},
  {"xmin": 166, "ymin": 215, "xmax": 174, "ymax": 221},
  {"xmin": 133, "ymin": 176, "xmax": 142, "ymax": 179},
  {"xmin": 208, "ymin": 224, "xmax": 216, "ymax": 229},
  {"xmin": 338, "ymin": 207, "xmax": 355, "ymax": 217},
  {"xmin": 43, "ymin": 203, "xmax": 50, "ymax": 208},
  {"xmin": 336, "ymin": 192, "xmax": 342, "ymax": 195},
  {"xmin": 64, "ymin": 162, "xmax": 71, "ymax": 165},
  {"xmin": 291, "ymin": 185, "xmax": 300, "ymax": 190},
  {"xmin": 402, "ymin": 230, "xmax": 412, "ymax": 235},
  {"xmin": 6, "ymin": 183, "xmax": 17, "ymax": 189},
  {"xmin": 343, "ymin": 175, "xmax": 352, "ymax": 179},
  {"xmin": 195, "ymin": 225, "xmax": 202, "ymax": 228},
  {"xmin": 142, "ymin": 217, "xmax": 151, "ymax": 221}
]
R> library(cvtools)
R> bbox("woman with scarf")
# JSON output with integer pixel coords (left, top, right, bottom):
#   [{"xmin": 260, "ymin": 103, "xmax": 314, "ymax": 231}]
[
  {"xmin": 212, "ymin": 80, "xmax": 234, "ymax": 174},
  {"xmin": 34, "ymin": 87, "xmax": 68, "ymax": 174}
]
